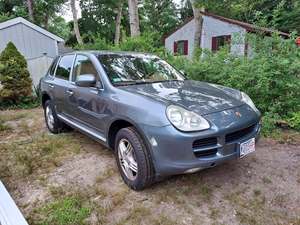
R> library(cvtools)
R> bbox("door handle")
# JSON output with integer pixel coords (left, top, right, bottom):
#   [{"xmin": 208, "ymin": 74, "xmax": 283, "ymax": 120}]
[
  {"xmin": 66, "ymin": 90, "xmax": 74, "ymax": 96},
  {"xmin": 48, "ymin": 84, "xmax": 54, "ymax": 88}
]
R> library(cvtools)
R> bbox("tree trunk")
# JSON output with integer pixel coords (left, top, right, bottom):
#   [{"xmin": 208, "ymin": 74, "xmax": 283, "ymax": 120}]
[
  {"xmin": 27, "ymin": 0, "xmax": 34, "ymax": 22},
  {"xmin": 44, "ymin": 14, "xmax": 49, "ymax": 30},
  {"xmin": 114, "ymin": 2, "xmax": 123, "ymax": 45},
  {"xmin": 128, "ymin": 0, "xmax": 140, "ymax": 37},
  {"xmin": 70, "ymin": 0, "xmax": 83, "ymax": 45},
  {"xmin": 190, "ymin": 0, "xmax": 204, "ymax": 52}
]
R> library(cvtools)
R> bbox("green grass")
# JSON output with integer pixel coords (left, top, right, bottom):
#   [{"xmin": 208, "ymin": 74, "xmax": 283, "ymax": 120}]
[
  {"xmin": 0, "ymin": 120, "xmax": 11, "ymax": 132},
  {"xmin": 0, "ymin": 133, "xmax": 81, "ymax": 180},
  {"xmin": 198, "ymin": 184, "xmax": 213, "ymax": 200},
  {"xmin": 0, "ymin": 111, "xmax": 28, "ymax": 122},
  {"xmin": 35, "ymin": 197, "xmax": 91, "ymax": 225}
]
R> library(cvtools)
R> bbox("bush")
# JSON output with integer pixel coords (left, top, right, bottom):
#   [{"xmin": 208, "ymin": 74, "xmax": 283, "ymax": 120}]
[{"xmin": 0, "ymin": 42, "xmax": 33, "ymax": 107}]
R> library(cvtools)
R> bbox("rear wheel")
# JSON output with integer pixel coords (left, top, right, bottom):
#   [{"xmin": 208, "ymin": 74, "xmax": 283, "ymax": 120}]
[
  {"xmin": 44, "ymin": 100, "xmax": 69, "ymax": 134},
  {"xmin": 115, "ymin": 127, "xmax": 154, "ymax": 190}
]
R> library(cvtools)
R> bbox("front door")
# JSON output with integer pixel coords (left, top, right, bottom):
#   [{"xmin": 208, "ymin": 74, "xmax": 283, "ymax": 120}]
[{"xmin": 65, "ymin": 54, "xmax": 106, "ymax": 134}]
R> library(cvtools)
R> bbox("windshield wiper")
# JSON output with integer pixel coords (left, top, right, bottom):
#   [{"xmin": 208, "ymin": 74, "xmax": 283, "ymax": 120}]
[
  {"xmin": 114, "ymin": 79, "xmax": 181, "ymax": 87},
  {"xmin": 114, "ymin": 80, "xmax": 148, "ymax": 86}
]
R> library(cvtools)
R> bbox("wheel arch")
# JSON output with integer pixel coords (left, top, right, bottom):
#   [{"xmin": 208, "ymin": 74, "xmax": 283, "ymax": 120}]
[
  {"xmin": 41, "ymin": 92, "xmax": 51, "ymax": 108},
  {"xmin": 106, "ymin": 118, "xmax": 154, "ymax": 159}
]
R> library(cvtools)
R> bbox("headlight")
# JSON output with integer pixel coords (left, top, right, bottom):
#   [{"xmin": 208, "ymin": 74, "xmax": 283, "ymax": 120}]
[
  {"xmin": 166, "ymin": 105, "xmax": 210, "ymax": 131},
  {"xmin": 241, "ymin": 92, "xmax": 259, "ymax": 112}
]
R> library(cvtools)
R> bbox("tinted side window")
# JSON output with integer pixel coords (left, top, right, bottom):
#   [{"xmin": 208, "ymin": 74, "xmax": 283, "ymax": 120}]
[
  {"xmin": 72, "ymin": 55, "xmax": 98, "ymax": 82},
  {"xmin": 48, "ymin": 57, "xmax": 59, "ymax": 76},
  {"xmin": 55, "ymin": 55, "xmax": 74, "ymax": 80}
]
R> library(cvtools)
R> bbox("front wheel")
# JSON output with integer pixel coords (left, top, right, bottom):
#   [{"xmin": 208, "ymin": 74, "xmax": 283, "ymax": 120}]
[{"xmin": 115, "ymin": 127, "xmax": 154, "ymax": 190}]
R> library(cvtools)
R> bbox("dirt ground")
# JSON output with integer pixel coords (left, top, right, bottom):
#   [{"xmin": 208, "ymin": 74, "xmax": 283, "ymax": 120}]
[{"xmin": 0, "ymin": 108, "xmax": 299, "ymax": 225}]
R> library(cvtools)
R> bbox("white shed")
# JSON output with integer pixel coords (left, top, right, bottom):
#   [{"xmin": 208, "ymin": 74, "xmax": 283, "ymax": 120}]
[
  {"xmin": 164, "ymin": 11, "xmax": 289, "ymax": 58},
  {"xmin": 0, "ymin": 17, "xmax": 64, "ymax": 86}
]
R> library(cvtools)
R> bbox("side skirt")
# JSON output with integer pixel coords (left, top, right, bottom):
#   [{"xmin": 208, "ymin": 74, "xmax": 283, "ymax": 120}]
[{"xmin": 57, "ymin": 114, "xmax": 107, "ymax": 143}]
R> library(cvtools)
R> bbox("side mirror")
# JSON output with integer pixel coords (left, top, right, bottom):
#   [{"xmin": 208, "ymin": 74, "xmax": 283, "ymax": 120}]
[{"xmin": 75, "ymin": 74, "xmax": 96, "ymax": 87}]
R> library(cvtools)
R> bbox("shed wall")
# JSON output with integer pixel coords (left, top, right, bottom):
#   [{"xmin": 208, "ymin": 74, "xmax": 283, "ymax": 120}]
[{"xmin": 0, "ymin": 23, "xmax": 57, "ymax": 59}]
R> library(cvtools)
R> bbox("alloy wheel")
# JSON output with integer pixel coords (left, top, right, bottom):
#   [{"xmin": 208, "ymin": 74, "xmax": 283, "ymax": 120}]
[{"xmin": 118, "ymin": 138, "xmax": 138, "ymax": 181}]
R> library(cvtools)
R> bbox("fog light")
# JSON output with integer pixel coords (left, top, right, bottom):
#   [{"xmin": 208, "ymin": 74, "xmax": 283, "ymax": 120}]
[{"xmin": 184, "ymin": 167, "xmax": 202, "ymax": 174}]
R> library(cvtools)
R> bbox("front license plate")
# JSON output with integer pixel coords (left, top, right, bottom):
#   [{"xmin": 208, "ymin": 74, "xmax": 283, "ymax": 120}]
[{"xmin": 240, "ymin": 138, "xmax": 255, "ymax": 158}]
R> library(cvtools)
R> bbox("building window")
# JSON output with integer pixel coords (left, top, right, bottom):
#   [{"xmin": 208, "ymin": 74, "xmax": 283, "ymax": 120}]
[
  {"xmin": 212, "ymin": 35, "xmax": 231, "ymax": 52},
  {"xmin": 174, "ymin": 40, "xmax": 188, "ymax": 55}
]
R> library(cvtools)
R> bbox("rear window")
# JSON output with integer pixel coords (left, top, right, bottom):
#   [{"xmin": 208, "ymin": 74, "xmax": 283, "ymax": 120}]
[{"xmin": 55, "ymin": 55, "xmax": 74, "ymax": 80}]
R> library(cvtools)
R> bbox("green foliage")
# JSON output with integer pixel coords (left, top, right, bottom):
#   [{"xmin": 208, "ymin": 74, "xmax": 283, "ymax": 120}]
[
  {"xmin": 287, "ymin": 112, "xmax": 300, "ymax": 131},
  {"xmin": 117, "ymin": 32, "xmax": 164, "ymax": 52},
  {"xmin": 140, "ymin": 0, "xmax": 179, "ymax": 35},
  {"xmin": 0, "ymin": 13, "xmax": 14, "ymax": 23},
  {"xmin": 36, "ymin": 197, "xmax": 90, "ymax": 225},
  {"xmin": 0, "ymin": 42, "xmax": 33, "ymax": 107},
  {"xmin": 48, "ymin": 16, "xmax": 70, "ymax": 40},
  {"xmin": 77, "ymin": 32, "xmax": 165, "ymax": 54}
]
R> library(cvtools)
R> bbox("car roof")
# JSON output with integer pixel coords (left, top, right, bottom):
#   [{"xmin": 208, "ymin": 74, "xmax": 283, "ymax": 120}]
[{"xmin": 61, "ymin": 50, "xmax": 158, "ymax": 58}]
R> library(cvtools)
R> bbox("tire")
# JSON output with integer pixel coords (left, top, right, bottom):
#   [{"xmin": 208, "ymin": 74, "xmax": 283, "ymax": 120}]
[
  {"xmin": 44, "ymin": 100, "xmax": 69, "ymax": 134},
  {"xmin": 115, "ymin": 127, "xmax": 155, "ymax": 190}
]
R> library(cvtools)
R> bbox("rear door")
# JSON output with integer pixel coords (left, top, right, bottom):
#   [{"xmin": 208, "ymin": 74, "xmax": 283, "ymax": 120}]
[
  {"xmin": 52, "ymin": 54, "xmax": 75, "ymax": 114},
  {"xmin": 64, "ymin": 54, "xmax": 106, "ymax": 134},
  {"xmin": 42, "ymin": 56, "xmax": 60, "ymax": 102}
]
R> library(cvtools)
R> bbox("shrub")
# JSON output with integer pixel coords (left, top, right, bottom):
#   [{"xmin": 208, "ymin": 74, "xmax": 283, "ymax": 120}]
[
  {"xmin": 0, "ymin": 42, "xmax": 33, "ymax": 107},
  {"xmin": 287, "ymin": 112, "xmax": 300, "ymax": 131}
]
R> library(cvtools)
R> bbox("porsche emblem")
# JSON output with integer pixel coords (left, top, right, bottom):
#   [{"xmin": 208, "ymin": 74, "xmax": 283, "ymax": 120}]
[{"xmin": 235, "ymin": 111, "xmax": 242, "ymax": 117}]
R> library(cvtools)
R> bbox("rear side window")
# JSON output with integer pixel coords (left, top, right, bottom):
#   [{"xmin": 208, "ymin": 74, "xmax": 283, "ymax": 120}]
[
  {"xmin": 55, "ymin": 55, "xmax": 74, "ymax": 80},
  {"xmin": 48, "ymin": 57, "xmax": 59, "ymax": 76}
]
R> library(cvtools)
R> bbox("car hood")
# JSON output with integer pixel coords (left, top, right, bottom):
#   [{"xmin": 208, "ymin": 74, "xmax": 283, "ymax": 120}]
[{"xmin": 119, "ymin": 80, "xmax": 244, "ymax": 115}]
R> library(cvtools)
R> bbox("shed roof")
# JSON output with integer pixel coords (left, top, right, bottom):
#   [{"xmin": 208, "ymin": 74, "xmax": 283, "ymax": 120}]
[
  {"xmin": 164, "ymin": 11, "xmax": 290, "ymax": 40},
  {"xmin": 0, "ymin": 17, "xmax": 64, "ymax": 42}
]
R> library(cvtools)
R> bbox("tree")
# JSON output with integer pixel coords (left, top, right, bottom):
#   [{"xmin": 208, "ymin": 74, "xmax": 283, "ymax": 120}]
[
  {"xmin": 141, "ymin": 0, "xmax": 179, "ymax": 35},
  {"xmin": 0, "ymin": 42, "xmax": 32, "ymax": 104},
  {"xmin": 26, "ymin": 0, "xmax": 34, "ymax": 21},
  {"xmin": 114, "ymin": 1, "xmax": 124, "ymax": 45},
  {"xmin": 178, "ymin": 0, "xmax": 193, "ymax": 22},
  {"xmin": 189, "ymin": 0, "xmax": 204, "ymax": 54},
  {"xmin": 70, "ymin": 0, "xmax": 82, "ymax": 44},
  {"xmin": 79, "ymin": 0, "xmax": 129, "ymax": 45},
  {"xmin": 34, "ymin": 0, "xmax": 66, "ymax": 30},
  {"xmin": 128, "ymin": 0, "xmax": 140, "ymax": 37}
]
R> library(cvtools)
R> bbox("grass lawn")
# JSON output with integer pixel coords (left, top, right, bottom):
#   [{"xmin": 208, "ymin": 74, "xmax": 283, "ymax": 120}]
[{"xmin": 0, "ymin": 108, "xmax": 300, "ymax": 225}]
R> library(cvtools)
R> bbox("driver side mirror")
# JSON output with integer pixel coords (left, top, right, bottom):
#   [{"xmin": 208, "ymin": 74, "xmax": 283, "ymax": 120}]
[{"xmin": 75, "ymin": 74, "xmax": 96, "ymax": 87}]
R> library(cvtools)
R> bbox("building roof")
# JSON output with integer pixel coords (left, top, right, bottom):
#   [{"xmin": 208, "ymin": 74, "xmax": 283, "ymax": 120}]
[
  {"xmin": 164, "ymin": 11, "xmax": 290, "ymax": 40},
  {"xmin": 0, "ymin": 17, "xmax": 64, "ymax": 42}
]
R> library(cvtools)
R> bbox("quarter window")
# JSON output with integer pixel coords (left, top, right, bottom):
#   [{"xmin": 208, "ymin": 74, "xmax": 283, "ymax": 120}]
[
  {"xmin": 48, "ymin": 57, "xmax": 59, "ymax": 76},
  {"xmin": 72, "ymin": 55, "xmax": 98, "ymax": 82},
  {"xmin": 55, "ymin": 55, "xmax": 74, "ymax": 80}
]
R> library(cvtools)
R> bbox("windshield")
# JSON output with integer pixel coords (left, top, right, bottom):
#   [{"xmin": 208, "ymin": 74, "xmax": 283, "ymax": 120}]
[{"xmin": 98, "ymin": 54, "xmax": 185, "ymax": 86}]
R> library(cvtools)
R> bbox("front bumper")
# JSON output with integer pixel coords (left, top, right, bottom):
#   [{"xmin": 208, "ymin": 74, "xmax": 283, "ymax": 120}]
[{"xmin": 141, "ymin": 104, "xmax": 261, "ymax": 177}]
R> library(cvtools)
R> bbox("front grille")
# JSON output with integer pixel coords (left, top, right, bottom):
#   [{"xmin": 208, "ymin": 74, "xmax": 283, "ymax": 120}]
[
  {"xmin": 193, "ymin": 137, "xmax": 218, "ymax": 149},
  {"xmin": 194, "ymin": 148, "xmax": 218, "ymax": 157},
  {"xmin": 225, "ymin": 124, "xmax": 256, "ymax": 143}
]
